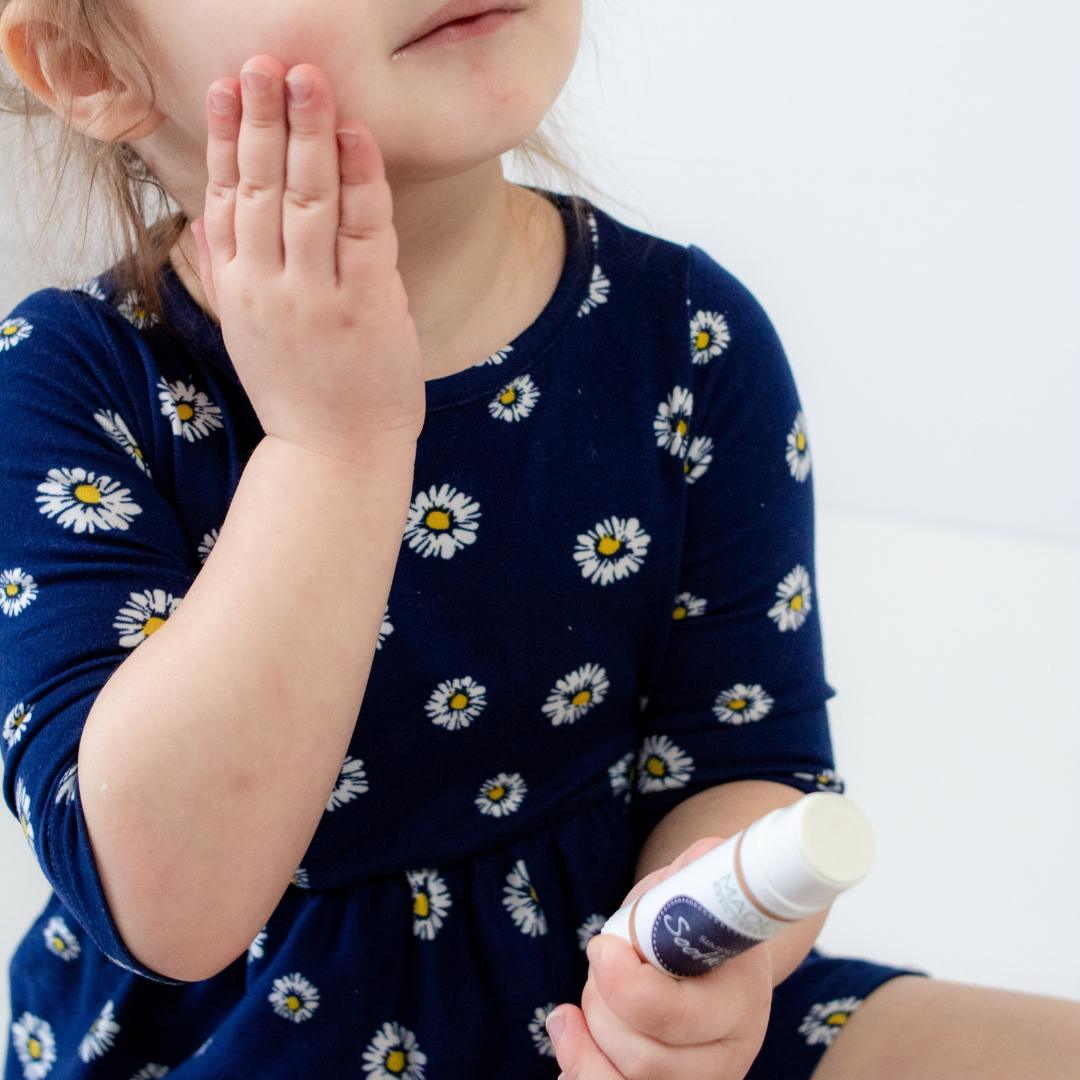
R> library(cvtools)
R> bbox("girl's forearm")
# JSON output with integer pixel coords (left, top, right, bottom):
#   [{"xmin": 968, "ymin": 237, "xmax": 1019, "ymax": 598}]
[{"xmin": 633, "ymin": 779, "xmax": 832, "ymax": 987}]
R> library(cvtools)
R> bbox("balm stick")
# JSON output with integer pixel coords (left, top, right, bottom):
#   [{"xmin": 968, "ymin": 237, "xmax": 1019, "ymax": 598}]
[{"xmin": 602, "ymin": 792, "xmax": 874, "ymax": 978}]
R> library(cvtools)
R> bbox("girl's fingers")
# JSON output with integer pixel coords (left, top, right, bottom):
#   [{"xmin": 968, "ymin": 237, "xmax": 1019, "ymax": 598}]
[
  {"xmin": 203, "ymin": 78, "xmax": 241, "ymax": 264},
  {"xmin": 190, "ymin": 217, "xmax": 219, "ymax": 317},
  {"xmin": 546, "ymin": 1003, "xmax": 623, "ymax": 1080},
  {"xmin": 281, "ymin": 63, "xmax": 340, "ymax": 280},
  {"xmin": 335, "ymin": 120, "xmax": 396, "ymax": 285},
  {"xmin": 235, "ymin": 55, "xmax": 287, "ymax": 268}
]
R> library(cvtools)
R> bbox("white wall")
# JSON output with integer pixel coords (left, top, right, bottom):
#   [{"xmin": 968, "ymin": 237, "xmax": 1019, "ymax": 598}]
[{"xmin": 2, "ymin": 0, "xmax": 1077, "ymax": 1042}]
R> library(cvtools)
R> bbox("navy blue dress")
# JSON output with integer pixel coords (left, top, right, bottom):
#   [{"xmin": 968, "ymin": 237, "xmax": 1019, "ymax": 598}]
[{"xmin": 1, "ymin": 187, "xmax": 928, "ymax": 1079}]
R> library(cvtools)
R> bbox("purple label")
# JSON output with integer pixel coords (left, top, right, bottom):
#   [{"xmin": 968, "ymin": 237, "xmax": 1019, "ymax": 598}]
[{"xmin": 650, "ymin": 895, "xmax": 758, "ymax": 977}]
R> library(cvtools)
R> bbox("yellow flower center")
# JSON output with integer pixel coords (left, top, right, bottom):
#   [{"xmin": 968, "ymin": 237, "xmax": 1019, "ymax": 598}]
[
  {"xmin": 286, "ymin": 994, "xmax": 301, "ymax": 1012},
  {"xmin": 729, "ymin": 698, "xmax": 746, "ymax": 709},
  {"xmin": 426, "ymin": 509, "xmax": 451, "ymax": 531},
  {"xmin": 695, "ymin": 330, "xmax": 710, "ymax": 351},
  {"xmin": 797, "ymin": 431, "xmax": 806, "ymax": 451},
  {"xmin": 825, "ymin": 1011, "xmax": 848, "ymax": 1026},
  {"xmin": 5, "ymin": 582, "xmax": 18, "ymax": 595},
  {"xmin": 499, "ymin": 387, "xmax": 517, "ymax": 405},
  {"xmin": 597, "ymin": 534, "xmax": 621, "ymax": 556},
  {"xmin": 52, "ymin": 936, "xmax": 65, "ymax": 951},
  {"xmin": 73, "ymin": 483, "xmax": 102, "ymax": 504},
  {"xmin": 529, "ymin": 885, "xmax": 539, "ymax": 903},
  {"xmin": 176, "ymin": 402, "xmax": 194, "ymax": 421},
  {"xmin": 386, "ymin": 1049, "xmax": 406, "ymax": 1073},
  {"xmin": 672, "ymin": 605, "xmax": 687, "ymax": 620},
  {"xmin": 487, "ymin": 785, "xmax": 505, "ymax": 801},
  {"xmin": 571, "ymin": 689, "xmax": 591, "ymax": 707},
  {"xmin": 646, "ymin": 755, "xmax": 665, "ymax": 777},
  {"xmin": 414, "ymin": 890, "xmax": 429, "ymax": 917},
  {"xmin": 27, "ymin": 1037, "xmax": 42, "ymax": 1059},
  {"xmin": 142, "ymin": 616, "xmax": 166, "ymax": 637},
  {"xmin": 449, "ymin": 692, "xmax": 469, "ymax": 710},
  {"xmin": 790, "ymin": 594, "xmax": 803, "ymax": 611}
]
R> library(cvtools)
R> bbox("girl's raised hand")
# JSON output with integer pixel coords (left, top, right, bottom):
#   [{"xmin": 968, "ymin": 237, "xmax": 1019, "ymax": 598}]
[
  {"xmin": 191, "ymin": 56, "xmax": 427, "ymax": 466},
  {"xmin": 547, "ymin": 835, "xmax": 776, "ymax": 1080}
]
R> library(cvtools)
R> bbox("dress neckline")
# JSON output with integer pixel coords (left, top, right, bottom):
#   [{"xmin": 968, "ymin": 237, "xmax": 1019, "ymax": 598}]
[{"xmin": 154, "ymin": 185, "xmax": 594, "ymax": 413}]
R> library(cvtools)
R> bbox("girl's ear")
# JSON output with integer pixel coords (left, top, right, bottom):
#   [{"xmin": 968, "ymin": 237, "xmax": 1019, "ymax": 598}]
[{"xmin": 0, "ymin": 0, "xmax": 164, "ymax": 143}]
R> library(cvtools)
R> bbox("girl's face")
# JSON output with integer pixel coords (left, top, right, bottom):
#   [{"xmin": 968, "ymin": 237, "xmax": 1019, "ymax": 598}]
[{"xmin": 129, "ymin": 0, "xmax": 583, "ymax": 184}]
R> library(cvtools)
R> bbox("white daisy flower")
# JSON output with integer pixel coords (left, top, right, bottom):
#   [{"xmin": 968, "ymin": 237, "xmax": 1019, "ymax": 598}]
[
  {"xmin": 130, "ymin": 1064, "xmax": 170, "ymax": 1079},
  {"xmin": 476, "ymin": 343, "xmax": 514, "ymax": 367},
  {"xmin": 576, "ymin": 913, "xmax": 607, "ymax": 951},
  {"xmin": 786, "ymin": 410, "xmax": 812, "ymax": 482},
  {"xmin": 376, "ymin": 603, "xmax": 394, "ymax": 650},
  {"xmin": 248, "ymin": 925, "xmax": 267, "ymax": 962},
  {"xmin": 42, "ymin": 915, "xmax": 81, "ymax": 961},
  {"xmin": 196, "ymin": 527, "xmax": 219, "ymax": 565},
  {"xmin": 15, "ymin": 776, "xmax": 34, "ymax": 854},
  {"xmin": 113, "ymin": 588, "xmax": 183, "ymax": 649},
  {"xmin": 712, "ymin": 683, "xmax": 774, "ymax": 725},
  {"xmin": 0, "ymin": 315, "xmax": 33, "ymax": 350},
  {"xmin": 115, "ymin": 289, "xmax": 160, "ymax": 330},
  {"xmin": 3, "ymin": 701, "xmax": 32, "ymax": 749},
  {"xmin": 475, "ymin": 771, "xmax": 527, "ymax": 817},
  {"xmin": 577, "ymin": 263, "xmax": 610, "ymax": 316},
  {"xmin": 11, "ymin": 1010, "xmax": 57, "ymax": 1079},
  {"xmin": 607, "ymin": 750, "xmax": 635, "ymax": 804},
  {"xmin": 768, "ymin": 564, "xmax": 812, "ymax": 632},
  {"xmin": 798, "ymin": 995, "xmax": 864, "ymax": 1047},
  {"xmin": 289, "ymin": 867, "xmax": 310, "ymax": 889},
  {"xmin": 0, "ymin": 567, "xmax": 38, "ymax": 618},
  {"xmin": 403, "ymin": 482, "xmax": 481, "ymax": 560},
  {"xmin": 55, "ymin": 761, "xmax": 77, "ymax": 805},
  {"xmin": 502, "ymin": 858, "xmax": 548, "ymax": 937},
  {"xmin": 793, "ymin": 767, "xmax": 846, "ymax": 793},
  {"xmin": 689, "ymin": 309, "xmax": 731, "ymax": 364},
  {"xmin": 35, "ymin": 466, "xmax": 143, "ymax": 534},
  {"xmin": 361, "ymin": 1020, "xmax": 428, "ymax": 1079},
  {"xmin": 586, "ymin": 210, "xmax": 599, "ymax": 251},
  {"xmin": 528, "ymin": 1002, "xmax": 559, "ymax": 1058},
  {"xmin": 653, "ymin": 386, "xmax": 694, "ymax": 459},
  {"xmin": 542, "ymin": 661, "xmax": 609, "ymax": 726},
  {"xmin": 78, "ymin": 999, "xmax": 120, "ymax": 1063},
  {"xmin": 425, "ymin": 674, "xmax": 487, "ymax": 731},
  {"xmin": 74, "ymin": 276, "xmax": 108, "ymax": 301},
  {"xmin": 405, "ymin": 868, "xmax": 453, "ymax": 940},
  {"xmin": 93, "ymin": 409, "xmax": 153, "ymax": 477},
  {"xmin": 573, "ymin": 515, "xmax": 651, "ymax": 586},
  {"xmin": 636, "ymin": 734, "xmax": 694, "ymax": 794},
  {"xmin": 268, "ymin": 971, "xmax": 320, "ymax": 1023},
  {"xmin": 671, "ymin": 591, "xmax": 707, "ymax": 620},
  {"xmin": 156, "ymin": 376, "xmax": 224, "ymax": 442},
  {"xmin": 327, "ymin": 754, "xmax": 370, "ymax": 810},
  {"xmin": 487, "ymin": 372, "xmax": 540, "ymax": 422},
  {"xmin": 682, "ymin": 434, "xmax": 714, "ymax": 484}
]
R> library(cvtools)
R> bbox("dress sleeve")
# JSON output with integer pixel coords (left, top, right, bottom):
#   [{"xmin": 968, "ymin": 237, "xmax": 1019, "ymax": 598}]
[
  {"xmin": 629, "ymin": 245, "xmax": 847, "ymax": 850},
  {"xmin": 0, "ymin": 290, "xmax": 198, "ymax": 984}
]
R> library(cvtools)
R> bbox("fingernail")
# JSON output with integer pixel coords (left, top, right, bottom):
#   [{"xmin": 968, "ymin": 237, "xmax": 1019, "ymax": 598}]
[
  {"xmin": 336, "ymin": 129, "xmax": 359, "ymax": 151},
  {"xmin": 242, "ymin": 69, "xmax": 270, "ymax": 95},
  {"xmin": 545, "ymin": 1008, "xmax": 567, "ymax": 1044},
  {"xmin": 286, "ymin": 74, "xmax": 312, "ymax": 104},
  {"xmin": 210, "ymin": 88, "xmax": 235, "ymax": 114},
  {"xmin": 586, "ymin": 935, "xmax": 603, "ymax": 965}
]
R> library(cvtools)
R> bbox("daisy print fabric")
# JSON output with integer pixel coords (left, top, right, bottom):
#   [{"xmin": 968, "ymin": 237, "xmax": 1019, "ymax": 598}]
[{"xmin": 0, "ymin": 192, "xmax": 871, "ymax": 1079}]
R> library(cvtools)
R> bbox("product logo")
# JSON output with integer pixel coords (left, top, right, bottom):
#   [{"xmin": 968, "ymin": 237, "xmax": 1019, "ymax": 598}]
[{"xmin": 651, "ymin": 895, "xmax": 758, "ymax": 977}]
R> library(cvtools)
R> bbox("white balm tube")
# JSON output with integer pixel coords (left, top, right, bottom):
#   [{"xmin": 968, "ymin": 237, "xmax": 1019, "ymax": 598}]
[{"xmin": 601, "ymin": 792, "xmax": 874, "ymax": 979}]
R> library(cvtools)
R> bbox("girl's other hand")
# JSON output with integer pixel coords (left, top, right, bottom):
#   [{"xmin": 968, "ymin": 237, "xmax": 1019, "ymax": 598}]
[
  {"xmin": 547, "ymin": 835, "xmax": 775, "ymax": 1079},
  {"xmin": 191, "ymin": 56, "xmax": 427, "ymax": 465}
]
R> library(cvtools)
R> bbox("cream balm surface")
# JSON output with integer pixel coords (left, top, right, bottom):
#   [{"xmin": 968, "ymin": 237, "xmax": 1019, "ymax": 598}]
[{"xmin": 602, "ymin": 792, "xmax": 875, "ymax": 979}]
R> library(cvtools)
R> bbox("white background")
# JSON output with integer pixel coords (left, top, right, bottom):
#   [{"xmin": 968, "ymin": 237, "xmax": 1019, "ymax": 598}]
[{"xmin": 2, "ymin": 0, "xmax": 1078, "ymax": 1042}]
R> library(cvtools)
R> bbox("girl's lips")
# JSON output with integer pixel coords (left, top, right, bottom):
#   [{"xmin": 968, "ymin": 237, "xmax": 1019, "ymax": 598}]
[{"xmin": 394, "ymin": 8, "xmax": 518, "ymax": 54}]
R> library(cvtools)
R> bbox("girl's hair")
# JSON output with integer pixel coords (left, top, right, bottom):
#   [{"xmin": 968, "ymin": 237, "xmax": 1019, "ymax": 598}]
[{"xmin": 0, "ymin": 0, "xmax": 625, "ymax": 327}]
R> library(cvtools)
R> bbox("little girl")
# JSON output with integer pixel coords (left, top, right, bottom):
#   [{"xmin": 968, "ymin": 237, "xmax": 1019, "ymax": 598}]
[{"xmin": 14, "ymin": 1, "xmax": 1061, "ymax": 1077}]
